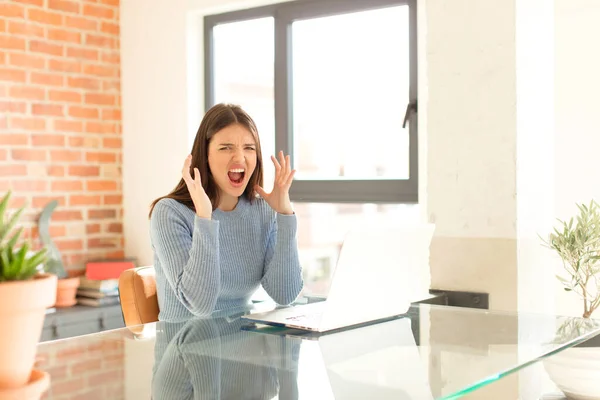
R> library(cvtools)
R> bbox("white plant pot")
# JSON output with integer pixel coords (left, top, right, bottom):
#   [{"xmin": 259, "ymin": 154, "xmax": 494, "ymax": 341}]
[{"xmin": 544, "ymin": 346, "xmax": 600, "ymax": 400}]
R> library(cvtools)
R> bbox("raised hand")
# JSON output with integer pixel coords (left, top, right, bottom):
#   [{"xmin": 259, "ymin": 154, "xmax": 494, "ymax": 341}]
[
  {"xmin": 182, "ymin": 155, "xmax": 212, "ymax": 219},
  {"xmin": 255, "ymin": 151, "xmax": 295, "ymax": 215}
]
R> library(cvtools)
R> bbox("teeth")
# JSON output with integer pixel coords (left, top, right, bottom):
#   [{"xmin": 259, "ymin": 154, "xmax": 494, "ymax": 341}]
[{"xmin": 229, "ymin": 169, "xmax": 244, "ymax": 173}]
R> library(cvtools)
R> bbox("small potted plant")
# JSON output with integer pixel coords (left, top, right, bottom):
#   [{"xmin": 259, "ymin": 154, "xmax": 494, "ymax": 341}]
[
  {"xmin": 38, "ymin": 200, "xmax": 80, "ymax": 307},
  {"xmin": 541, "ymin": 199, "xmax": 600, "ymax": 400},
  {"xmin": 0, "ymin": 191, "xmax": 56, "ymax": 398}
]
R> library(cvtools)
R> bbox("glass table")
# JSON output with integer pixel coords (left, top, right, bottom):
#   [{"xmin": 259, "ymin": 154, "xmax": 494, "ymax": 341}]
[{"xmin": 35, "ymin": 303, "xmax": 600, "ymax": 399}]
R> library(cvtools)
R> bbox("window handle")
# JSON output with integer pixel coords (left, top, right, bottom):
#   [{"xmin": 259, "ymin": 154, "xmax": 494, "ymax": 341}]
[{"xmin": 402, "ymin": 101, "xmax": 417, "ymax": 128}]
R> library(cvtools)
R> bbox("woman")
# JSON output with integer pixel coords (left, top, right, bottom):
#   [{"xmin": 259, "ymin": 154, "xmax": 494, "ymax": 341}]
[{"xmin": 149, "ymin": 103, "xmax": 303, "ymax": 321}]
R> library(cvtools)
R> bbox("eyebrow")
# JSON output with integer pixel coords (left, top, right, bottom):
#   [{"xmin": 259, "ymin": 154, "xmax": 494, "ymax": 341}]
[{"xmin": 218, "ymin": 143, "xmax": 256, "ymax": 147}]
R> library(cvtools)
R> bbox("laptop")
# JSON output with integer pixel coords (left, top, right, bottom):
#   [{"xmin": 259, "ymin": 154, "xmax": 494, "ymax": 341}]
[{"xmin": 242, "ymin": 222, "xmax": 436, "ymax": 332}]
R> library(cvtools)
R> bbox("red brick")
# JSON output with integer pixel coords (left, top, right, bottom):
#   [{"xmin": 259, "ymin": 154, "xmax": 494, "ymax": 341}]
[
  {"xmin": 101, "ymin": 51, "xmax": 119, "ymax": 64},
  {"xmin": 101, "ymin": 21, "xmax": 119, "ymax": 35},
  {"xmin": 88, "ymin": 237, "xmax": 117, "ymax": 248},
  {"xmin": 69, "ymin": 165, "xmax": 99, "ymax": 176},
  {"xmin": 85, "ymin": 121, "xmax": 117, "ymax": 134},
  {"xmin": 9, "ymin": 85, "xmax": 45, "ymax": 100},
  {"xmin": 68, "ymin": 136, "xmax": 100, "ymax": 148},
  {"xmin": 71, "ymin": 359, "xmax": 102, "ymax": 375},
  {"xmin": 50, "ymin": 209, "xmax": 83, "ymax": 220},
  {"xmin": 88, "ymin": 209, "xmax": 115, "ymax": 219},
  {"xmin": 66, "ymin": 46, "xmax": 98, "ymax": 61},
  {"xmin": 0, "ymin": 134, "xmax": 28, "ymax": 146},
  {"xmin": 99, "ymin": 0, "xmax": 119, "ymax": 6},
  {"xmin": 103, "ymin": 195, "xmax": 121, "ymax": 205},
  {"xmin": 86, "ymin": 152, "xmax": 116, "ymax": 163},
  {"xmin": 31, "ymin": 196, "xmax": 65, "ymax": 208},
  {"xmin": 69, "ymin": 106, "xmax": 99, "ymax": 119},
  {"xmin": 85, "ymin": 93, "xmax": 114, "ymax": 106},
  {"xmin": 101, "ymin": 109, "xmax": 120, "ymax": 120},
  {"xmin": 0, "ymin": 68, "xmax": 26, "ymax": 82},
  {"xmin": 85, "ymin": 33, "xmax": 115, "ymax": 48},
  {"xmin": 0, "ymin": 101, "xmax": 26, "ymax": 113},
  {"xmin": 83, "ymin": 64, "xmax": 117, "ymax": 77},
  {"xmin": 31, "ymin": 72, "xmax": 64, "ymax": 86},
  {"xmin": 0, "ymin": 4, "xmax": 26, "ymax": 18},
  {"xmin": 0, "ymin": 150, "xmax": 6, "ymax": 161},
  {"xmin": 48, "ymin": 0, "xmax": 80, "ymax": 14},
  {"xmin": 12, "ymin": 148, "xmax": 46, "ymax": 161},
  {"xmin": 49, "ymin": 90, "xmax": 81, "ymax": 103},
  {"xmin": 107, "ymin": 223, "xmax": 122, "ymax": 233},
  {"xmin": 65, "ymin": 16, "xmax": 97, "ymax": 31},
  {"xmin": 13, "ymin": 0, "xmax": 44, "ymax": 6},
  {"xmin": 29, "ymin": 40, "xmax": 63, "ymax": 57},
  {"xmin": 47, "ymin": 28, "xmax": 81, "ymax": 44},
  {"xmin": 51, "ymin": 150, "xmax": 81, "ymax": 162},
  {"xmin": 11, "ymin": 117, "xmax": 46, "ymax": 130},
  {"xmin": 32, "ymin": 103, "xmax": 64, "ymax": 116},
  {"xmin": 0, "ymin": 34, "xmax": 26, "ymax": 51},
  {"xmin": 102, "ymin": 80, "xmax": 119, "ymax": 92},
  {"xmin": 13, "ymin": 180, "xmax": 47, "ymax": 192},
  {"xmin": 8, "ymin": 21, "xmax": 45, "ymax": 38},
  {"xmin": 86, "ymin": 223, "xmax": 100, "ymax": 233},
  {"xmin": 28, "ymin": 9, "xmax": 64, "ymax": 26},
  {"xmin": 55, "ymin": 239, "xmax": 83, "ymax": 251},
  {"xmin": 67, "ymin": 76, "xmax": 99, "ymax": 90},
  {"xmin": 32, "ymin": 134, "xmax": 65, "ymax": 147},
  {"xmin": 48, "ymin": 165, "xmax": 65, "ymax": 176},
  {"xmin": 8, "ymin": 53, "xmax": 45, "ymax": 69},
  {"xmin": 48, "ymin": 59, "xmax": 81, "ymax": 73},
  {"xmin": 103, "ymin": 137, "xmax": 121, "ymax": 148},
  {"xmin": 87, "ymin": 180, "xmax": 117, "ymax": 191},
  {"xmin": 54, "ymin": 119, "xmax": 83, "ymax": 133},
  {"xmin": 0, "ymin": 165, "xmax": 27, "ymax": 176},
  {"xmin": 83, "ymin": 4, "xmax": 114, "ymax": 19},
  {"xmin": 70, "ymin": 195, "xmax": 101, "ymax": 206}
]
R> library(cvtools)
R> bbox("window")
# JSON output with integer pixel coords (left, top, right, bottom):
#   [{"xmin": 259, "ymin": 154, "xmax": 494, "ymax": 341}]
[
  {"xmin": 205, "ymin": 0, "xmax": 419, "ymax": 294},
  {"xmin": 205, "ymin": 0, "xmax": 418, "ymax": 202}
]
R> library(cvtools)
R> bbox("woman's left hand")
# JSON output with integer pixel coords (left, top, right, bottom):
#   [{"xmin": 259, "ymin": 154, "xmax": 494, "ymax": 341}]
[{"xmin": 255, "ymin": 151, "xmax": 295, "ymax": 215}]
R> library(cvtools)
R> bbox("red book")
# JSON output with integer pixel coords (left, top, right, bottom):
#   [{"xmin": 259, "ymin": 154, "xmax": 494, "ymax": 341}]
[{"xmin": 85, "ymin": 259, "xmax": 137, "ymax": 280}]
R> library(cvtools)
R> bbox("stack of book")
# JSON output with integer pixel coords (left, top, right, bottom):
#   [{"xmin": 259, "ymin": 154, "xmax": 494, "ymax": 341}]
[{"xmin": 76, "ymin": 276, "xmax": 120, "ymax": 307}]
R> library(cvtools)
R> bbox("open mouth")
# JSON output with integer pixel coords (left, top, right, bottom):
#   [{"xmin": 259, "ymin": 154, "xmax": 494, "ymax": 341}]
[{"xmin": 227, "ymin": 169, "xmax": 245, "ymax": 185}]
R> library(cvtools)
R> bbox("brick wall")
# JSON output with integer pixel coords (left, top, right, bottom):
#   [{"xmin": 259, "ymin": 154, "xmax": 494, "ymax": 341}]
[
  {"xmin": 0, "ymin": 0, "xmax": 123, "ymax": 269},
  {"xmin": 37, "ymin": 337, "xmax": 124, "ymax": 399}
]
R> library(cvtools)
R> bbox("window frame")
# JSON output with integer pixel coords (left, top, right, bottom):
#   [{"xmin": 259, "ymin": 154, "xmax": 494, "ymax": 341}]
[{"xmin": 204, "ymin": 0, "xmax": 418, "ymax": 204}]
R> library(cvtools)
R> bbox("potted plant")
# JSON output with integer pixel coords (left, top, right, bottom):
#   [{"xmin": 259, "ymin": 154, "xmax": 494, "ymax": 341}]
[
  {"xmin": 540, "ymin": 199, "xmax": 600, "ymax": 400},
  {"xmin": 38, "ymin": 200, "xmax": 80, "ymax": 307},
  {"xmin": 0, "ymin": 191, "xmax": 56, "ymax": 399}
]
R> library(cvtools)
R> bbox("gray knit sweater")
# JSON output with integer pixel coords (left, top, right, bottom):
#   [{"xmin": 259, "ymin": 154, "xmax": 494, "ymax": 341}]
[{"xmin": 149, "ymin": 196, "xmax": 303, "ymax": 322}]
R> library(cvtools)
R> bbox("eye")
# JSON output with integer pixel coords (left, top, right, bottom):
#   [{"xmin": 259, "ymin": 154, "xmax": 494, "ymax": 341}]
[{"xmin": 245, "ymin": 146, "xmax": 256, "ymax": 151}]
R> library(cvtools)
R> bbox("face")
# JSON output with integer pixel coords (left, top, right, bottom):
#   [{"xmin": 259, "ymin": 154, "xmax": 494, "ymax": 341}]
[{"xmin": 208, "ymin": 123, "xmax": 258, "ymax": 202}]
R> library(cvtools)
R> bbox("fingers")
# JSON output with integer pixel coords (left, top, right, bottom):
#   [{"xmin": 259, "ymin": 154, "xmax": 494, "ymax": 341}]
[
  {"xmin": 273, "ymin": 151, "xmax": 294, "ymax": 187},
  {"xmin": 182, "ymin": 155, "xmax": 193, "ymax": 184},
  {"xmin": 254, "ymin": 185, "xmax": 267, "ymax": 198},
  {"xmin": 194, "ymin": 168, "xmax": 201, "ymax": 185},
  {"xmin": 285, "ymin": 169, "xmax": 296, "ymax": 187}
]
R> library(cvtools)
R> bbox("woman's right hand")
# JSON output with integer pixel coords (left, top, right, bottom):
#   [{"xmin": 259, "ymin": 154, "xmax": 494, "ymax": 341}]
[{"xmin": 182, "ymin": 155, "xmax": 212, "ymax": 219}]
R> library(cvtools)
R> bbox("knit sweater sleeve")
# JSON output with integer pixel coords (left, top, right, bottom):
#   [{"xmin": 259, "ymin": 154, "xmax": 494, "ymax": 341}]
[
  {"xmin": 261, "ymin": 213, "xmax": 304, "ymax": 305},
  {"xmin": 150, "ymin": 200, "xmax": 221, "ymax": 316}
]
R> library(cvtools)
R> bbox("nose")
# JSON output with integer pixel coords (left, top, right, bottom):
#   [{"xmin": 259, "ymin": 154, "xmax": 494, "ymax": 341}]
[{"xmin": 232, "ymin": 147, "xmax": 245, "ymax": 163}]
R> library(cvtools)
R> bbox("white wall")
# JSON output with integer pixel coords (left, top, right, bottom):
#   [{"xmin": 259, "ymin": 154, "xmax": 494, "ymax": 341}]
[{"xmin": 554, "ymin": 0, "xmax": 600, "ymax": 317}]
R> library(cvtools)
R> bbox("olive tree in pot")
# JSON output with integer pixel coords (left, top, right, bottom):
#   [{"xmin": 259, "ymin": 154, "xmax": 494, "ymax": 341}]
[
  {"xmin": 0, "ymin": 191, "xmax": 56, "ymax": 399},
  {"xmin": 541, "ymin": 200, "xmax": 600, "ymax": 400}
]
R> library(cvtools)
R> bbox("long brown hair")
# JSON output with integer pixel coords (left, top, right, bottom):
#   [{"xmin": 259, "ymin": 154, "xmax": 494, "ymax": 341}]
[{"xmin": 149, "ymin": 103, "xmax": 264, "ymax": 218}]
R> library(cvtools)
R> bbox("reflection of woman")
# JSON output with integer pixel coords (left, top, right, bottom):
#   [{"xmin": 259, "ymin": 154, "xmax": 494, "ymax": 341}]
[{"xmin": 152, "ymin": 316, "xmax": 300, "ymax": 400}]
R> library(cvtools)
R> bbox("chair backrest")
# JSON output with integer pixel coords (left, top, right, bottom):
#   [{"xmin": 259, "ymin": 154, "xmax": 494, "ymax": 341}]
[{"xmin": 119, "ymin": 266, "xmax": 159, "ymax": 327}]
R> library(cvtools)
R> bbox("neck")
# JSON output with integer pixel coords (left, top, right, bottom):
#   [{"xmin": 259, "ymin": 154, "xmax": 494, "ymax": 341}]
[{"xmin": 217, "ymin": 193, "xmax": 239, "ymax": 211}]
